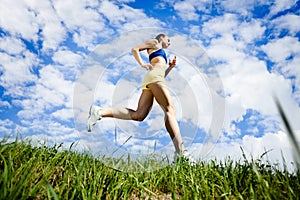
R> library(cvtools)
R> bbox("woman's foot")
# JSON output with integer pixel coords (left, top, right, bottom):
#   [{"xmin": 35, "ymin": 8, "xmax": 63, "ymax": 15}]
[
  {"xmin": 87, "ymin": 105, "xmax": 102, "ymax": 132},
  {"xmin": 173, "ymin": 150, "xmax": 196, "ymax": 166}
]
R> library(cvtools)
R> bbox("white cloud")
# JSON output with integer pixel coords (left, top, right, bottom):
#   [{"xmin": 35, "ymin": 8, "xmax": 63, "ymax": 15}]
[
  {"xmin": 218, "ymin": 0, "xmax": 261, "ymax": 16},
  {"xmin": 38, "ymin": 65, "xmax": 73, "ymax": 101},
  {"xmin": 223, "ymin": 93, "xmax": 245, "ymax": 136},
  {"xmin": 172, "ymin": 0, "xmax": 220, "ymax": 21},
  {"xmin": 0, "ymin": 51, "xmax": 38, "ymax": 97},
  {"xmin": 261, "ymin": 37, "xmax": 300, "ymax": 126},
  {"xmin": 273, "ymin": 14, "xmax": 300, "ymax": 36},
  {"xmin": 98, "ymin": 0, "xmax": 164, "ymax": 31},
  {"xmin": 16, "ymin": 84, "xmax": 66, "ymax": 119},
  {"xmin": 238, "ymin": 20, "xmax": 266, "ymax": 43},
  {"xmin": 174, "ymin": 1, "xmax": 199, "ymax": 21},
  {"xmin": 0, "ymin": 119, "xmax": 16, "ymax": 136},
  {"xmin": 206, "ymin": 34, "xmax": 246, "ymax": 61},
  {"xmin": 261, "ymin": 36, "xmax": 300, "ymax": 63},
  {"xmin": 53, "ymin": 0, "xmax": 103, "ymax": 31},
  {"xmin": 52, "ymin": 108, "xmax": 74, "ymax": 121},
  {"xmin": 13, "ymin": 65, "xmax": 74, "ymax": 134},
  {"xmin": 99, "ymin": 1, "xmax": 128, "ymax": 25},
  {"xmin": 269, "ymin": 0, "xmax": 296, "ymax": 16},
  {"xmin": 52, "ymin": 49, "xmax": 84, "ymax": 67},
  {"xmin": 0, "ymin": 0, "xmax": 67, "ymax": 52},
  {"xmin": 0, "ymin": 100, "xmax": 11, "ymax": 111},
  {"xmin": 23, "ymin": 124, "xmax": 80, "ymax": 146},
  {"xmin": 286, "ymin": 56, "xmax": 300, "ymax": 99},
  {"xmin": 53, "ymin": 0, "xmax": 106, "ymax": 49},
  {"xmin": 202, "ymin": 14, "xmax": 266, "ymax": 44},
  {"xmin": 0, "ymin": 36, "xmax": 25, "ymax": 55},
  {"xmin": 211, "ymin": 44, "xmax": 299, "ymax": 133},
  {"xmin": 25, "ymin": 0, "xmax": 67, "ymax": 51},
  {"xmin": 202, "ymin": 14, "xmax": 239, "ymax": 37},
  {"xmin": 39, "ymin": 16, "xmax": 66, "ymax": 52},
  {"xmin": 0, "ymin": 0, "xmax": 39, "ymax": 41},
  {"xmin": 112, "ymin": 0, "xmax": 136, "ymax": 3},
  {"xmin": 200, "ymin": 14, "xmax": 300, "ymax": 136},
  {"xmin": 168, "ymin": 60, "xmax": 212, "ymax": 130}
]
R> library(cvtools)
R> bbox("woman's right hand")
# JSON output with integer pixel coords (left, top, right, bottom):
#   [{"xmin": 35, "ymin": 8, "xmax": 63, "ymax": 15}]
[{"xmin": 141, "ymin": 63, "xmax": 153, "ymax": 70}]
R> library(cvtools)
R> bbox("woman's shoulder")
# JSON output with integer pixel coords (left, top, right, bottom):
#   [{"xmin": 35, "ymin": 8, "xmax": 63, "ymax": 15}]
[
  {"xmin": 132, "ymin": 38, "xmax": 159, "ymax": 52},
  {"xmin": 144, "ymin": 38, "xmax": 159, "ymax": 47},
  {"xmin": 145, "ymin": 39, "xmax": 161, "ymax": 53}
]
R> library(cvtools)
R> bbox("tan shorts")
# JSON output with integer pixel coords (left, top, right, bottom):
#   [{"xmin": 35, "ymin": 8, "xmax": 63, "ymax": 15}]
[{"xmin": 142, "ymin": 68, "xmax": 166, "ymax": 90}]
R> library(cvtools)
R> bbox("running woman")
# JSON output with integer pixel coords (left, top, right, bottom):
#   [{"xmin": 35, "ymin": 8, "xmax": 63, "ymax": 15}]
[{"xmin": 87, "ymin": 33, "xmax": 191, "ymax": 160}]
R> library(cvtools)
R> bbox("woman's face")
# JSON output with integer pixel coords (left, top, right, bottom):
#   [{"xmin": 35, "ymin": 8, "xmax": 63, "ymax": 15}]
[{"xmin": 161, "ymin": 36, "xmax": 171, "ymax": 48}]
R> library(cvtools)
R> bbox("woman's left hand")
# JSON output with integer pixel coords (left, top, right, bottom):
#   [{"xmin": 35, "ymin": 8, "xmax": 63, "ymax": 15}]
[{"xmin": 169, "ymin": 56, "xmax": 176, "ymax": 68}]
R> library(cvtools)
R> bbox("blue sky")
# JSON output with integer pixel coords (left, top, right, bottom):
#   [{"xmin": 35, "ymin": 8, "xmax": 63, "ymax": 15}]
[{"xmin": 0, "ymin": 0, "xmax": 300, "ymax": 170}]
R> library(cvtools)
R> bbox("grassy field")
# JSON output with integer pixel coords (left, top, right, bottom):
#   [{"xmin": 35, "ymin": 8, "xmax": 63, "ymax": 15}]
[{"xmin": 0, "ymin": 138, "xmax": 299, "ymax": 200}]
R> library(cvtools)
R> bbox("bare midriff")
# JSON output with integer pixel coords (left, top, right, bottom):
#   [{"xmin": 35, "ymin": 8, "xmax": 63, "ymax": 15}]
[{"xmin": 150, "ymin": 56, "xmax": 167, "ymax": 70}]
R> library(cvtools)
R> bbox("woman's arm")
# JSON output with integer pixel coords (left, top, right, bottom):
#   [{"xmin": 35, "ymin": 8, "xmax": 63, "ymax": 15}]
[
  {"xmin": 131, "ymin": 39, "xmax": 158, "ymax": 70},
  {"xmin": 165, "ymin": 56, "xmax": 176, "ymax": 77}
]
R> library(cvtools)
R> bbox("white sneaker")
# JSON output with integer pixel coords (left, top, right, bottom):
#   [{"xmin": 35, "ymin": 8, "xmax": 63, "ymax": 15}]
[
  {"xmin": 173, "ymin": 150, "xmax": 196, "ymax": 166},
  {"xmin": 87, "ymin": 105, "xmax": 102, "ymax": 132}
]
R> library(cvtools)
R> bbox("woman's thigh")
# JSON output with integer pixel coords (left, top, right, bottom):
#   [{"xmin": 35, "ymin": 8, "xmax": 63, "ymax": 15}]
[
  {"xmin": 135, "ymin": 89, "xmax": 154, "ymax": 118},
  {"xmin": 147, "ymin": 82, "xmax": 174, "ymax": 112}
]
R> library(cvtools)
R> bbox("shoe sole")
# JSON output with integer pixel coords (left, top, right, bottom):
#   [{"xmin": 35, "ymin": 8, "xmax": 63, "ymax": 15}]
[{"xmin": 87, "ymin": 105, "xmax": 93, "ymax": 132}]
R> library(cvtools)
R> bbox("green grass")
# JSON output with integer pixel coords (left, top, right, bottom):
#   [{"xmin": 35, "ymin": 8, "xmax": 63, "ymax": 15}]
[{"xmin": 0, "ymin": 137, "xmax": 299, "ymax": 200}]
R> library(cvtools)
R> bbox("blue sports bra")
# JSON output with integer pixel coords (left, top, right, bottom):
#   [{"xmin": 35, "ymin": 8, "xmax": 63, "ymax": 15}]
[{"xmin": 149, "ymin": 49, "xmax": 167, "ymax": 63}]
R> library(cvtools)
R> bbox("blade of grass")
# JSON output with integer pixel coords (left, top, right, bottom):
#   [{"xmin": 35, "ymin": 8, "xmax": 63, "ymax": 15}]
[
  {"xmin": 274, "ymin": 97, "xmax": 300, "ymax": 169},
  {"xmin": 46, "ymin": 184, "xmax": 59, "ymax": 200}
]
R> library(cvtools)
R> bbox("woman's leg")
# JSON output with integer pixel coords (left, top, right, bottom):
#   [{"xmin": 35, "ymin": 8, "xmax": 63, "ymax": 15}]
[
  {"xmin": 88, "ymin": 89, "xmax": 153, "ymax": 132},
  {"xmin": 147, "ymin": 82, "xmax": 184, "ymax": 154},
  {"xmin": 100, "ymin": 89, "xmax": 154, "ymax": 121}
]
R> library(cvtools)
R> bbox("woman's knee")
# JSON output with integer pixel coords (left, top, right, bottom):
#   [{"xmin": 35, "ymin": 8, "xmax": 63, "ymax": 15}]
[
  {"xmin": 164, "ymin": 104, "xmax": 176, "ymax": 116},
  {"xmin": 131, "ymin": 111, "xmax": 147, "ymax": 122}
]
